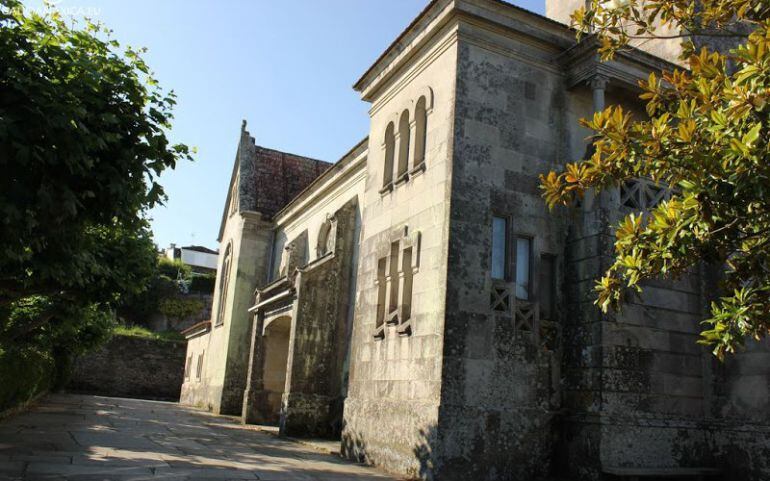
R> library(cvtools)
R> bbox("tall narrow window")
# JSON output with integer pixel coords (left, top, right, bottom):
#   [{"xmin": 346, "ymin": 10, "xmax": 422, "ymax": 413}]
[
  {"xmin": 216, "ymin": 244, "xmax": 232, "ymax": 326},
  {"xmin": 414, "ymin": 96, "xmax": 427, "ymax": 168},
  {"xmin": 401, "ymin": 247, "xmax": 413, "ymax": 323},
  {"xmin": 376, "ymin": 258, "xmax": 387, "ymax": 328},
  {"xmin": 539, "ymin": 254, "xmax": 556, "ymax": 320},
  {"xmin": 515, "ymin": 237, "xmax": 532, "ymax": 300},
  {"xmin": 491, "ymin": 216, "xmax": 509, "ymax": 280},
  {"xmin": 387, "ymin": 241, "xmax": 400, "ymax": 319},
  {"xmin": 195, "ymin": 351, "xmax": 204, "ymax": 381},
  {"xmin": 185, "ymin": 355, "xmax": 192, "ymax": 380},
  {"xmin": 383, "ymin": 122, "xmax": 395, "ymax": 187},
  {"xmin": 397, "ymin": 110, "xmax": 410, "ymax": 179}
]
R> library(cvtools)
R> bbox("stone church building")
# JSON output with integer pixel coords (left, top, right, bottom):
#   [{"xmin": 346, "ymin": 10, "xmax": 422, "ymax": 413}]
[{"xmin": 180, "ymin": 1, "xmax": 770, "ymax": 479}]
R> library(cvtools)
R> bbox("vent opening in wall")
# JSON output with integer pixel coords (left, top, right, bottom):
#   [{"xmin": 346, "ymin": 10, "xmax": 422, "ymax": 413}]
[
  {"xmin": 491, "ymin": 284, "xmax": 512, "ymax": 313},
  {"xmin": 621, "ymin": 178, "xmax": 671, "ymax": 211}
]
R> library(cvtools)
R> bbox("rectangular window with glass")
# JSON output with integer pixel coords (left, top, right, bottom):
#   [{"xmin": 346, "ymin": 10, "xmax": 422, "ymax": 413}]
[
  {"xmin": 491, "ymin": 216, "xmax": 509, "ymax": 280},
  {"xmin": 539, "ymin": 253, "xmax": 556, "ymax": 319},
  {"xmin": 515, "ymin": 237, "xmax": 532, "ymax": 300}
]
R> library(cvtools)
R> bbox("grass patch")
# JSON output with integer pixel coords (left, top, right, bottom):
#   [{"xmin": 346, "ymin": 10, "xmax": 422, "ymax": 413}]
[{"xmin": 113, "ymin": 325, "xmax": 185, "ymax": 342}]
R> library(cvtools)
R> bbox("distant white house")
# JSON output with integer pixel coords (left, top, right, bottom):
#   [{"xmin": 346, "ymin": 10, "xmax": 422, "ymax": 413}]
[{"xmin": 164, "ymin": 244, "xmax": 218, "ymax": 273}]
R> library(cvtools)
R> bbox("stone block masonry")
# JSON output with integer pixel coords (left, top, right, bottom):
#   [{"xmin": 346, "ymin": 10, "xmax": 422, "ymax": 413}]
[{"xmin": 68, "ymin": 335, "xmax": 186, "ymax": 401}]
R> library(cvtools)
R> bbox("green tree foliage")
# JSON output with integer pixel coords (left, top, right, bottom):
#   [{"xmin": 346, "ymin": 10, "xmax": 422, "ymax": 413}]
[
  {"xmin": 0, "ymin": 0, "xmax": 190, "ymax": 403},
  {"xmin": 541, "ymin": 1, "xmax": 770, "ymax": 358}
]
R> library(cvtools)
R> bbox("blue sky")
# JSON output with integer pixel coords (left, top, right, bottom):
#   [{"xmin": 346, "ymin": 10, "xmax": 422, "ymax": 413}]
[{"xmin": 38, "ymin": 0, "xmax": 545, "ymax": 251}]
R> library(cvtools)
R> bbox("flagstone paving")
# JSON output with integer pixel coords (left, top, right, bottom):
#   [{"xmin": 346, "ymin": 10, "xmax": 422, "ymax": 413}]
[{"xmin": 0, "ymin": 394, "xmax": 400, "ymax": 481}]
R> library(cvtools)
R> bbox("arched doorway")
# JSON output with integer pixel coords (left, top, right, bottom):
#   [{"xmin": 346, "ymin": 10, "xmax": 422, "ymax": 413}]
[{"xmin": 262, "ymin": 314, "xmax": 291, "ymax": 422}]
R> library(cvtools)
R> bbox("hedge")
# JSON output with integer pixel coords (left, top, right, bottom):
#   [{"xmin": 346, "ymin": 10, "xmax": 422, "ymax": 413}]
[{"xmin": 0, "ymin": 347, "xmax": 55, "ymax": 414}]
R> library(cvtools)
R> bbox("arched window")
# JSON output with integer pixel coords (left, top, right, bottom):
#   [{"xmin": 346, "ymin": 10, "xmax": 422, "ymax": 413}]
[
  {"xmin": 414, "ymin": 96, "xmax": 427, "ymax": 168},
  {"xmin": 216, "ymin": 243, "xmax": 233, "ymax": 326},
  {"xmin": 383, "ymin": 122, "xmax": 395, "ymax": 187},
  {"xmin": 397, "ymin": 110, "xmax": 410, "ymax": 179}
]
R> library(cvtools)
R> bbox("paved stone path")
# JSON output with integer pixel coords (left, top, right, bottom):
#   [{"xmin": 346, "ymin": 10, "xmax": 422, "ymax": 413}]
[{"xmin": 0, "ymin": 394, "xmax": 400, "ymax": 481}]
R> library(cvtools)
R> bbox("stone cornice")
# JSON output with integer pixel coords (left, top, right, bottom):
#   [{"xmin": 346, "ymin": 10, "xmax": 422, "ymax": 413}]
[
  {"xmin": 240, "ymin": 211, "xmax": 271, "ymax": 228},
  {"xmin": 355, "ymin": 0, "xmax": 575, "ymax": 102},
  {"xmin": 181, "ymin": 320, "xmax": 211, "ymax": 340},
  {"xmin": 356, "ymin": 0, "xmax": 685, "ymax": 103},
  {"xmin": 559, "ymin": 36, "xmax": 683, "ymax": 91}
]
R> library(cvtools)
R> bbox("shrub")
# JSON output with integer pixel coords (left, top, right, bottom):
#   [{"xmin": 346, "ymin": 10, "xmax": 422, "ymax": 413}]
[
  {"xmin": 189, "ymin": 273, "xmax": 216, "ymax": 293},
  {"xmin": 0, "ymin": 347, "xmax": 55, "ymax": 413},
  {"xmin": 158, "ymin": 297, "xmax": 204, "ymax": 321}
]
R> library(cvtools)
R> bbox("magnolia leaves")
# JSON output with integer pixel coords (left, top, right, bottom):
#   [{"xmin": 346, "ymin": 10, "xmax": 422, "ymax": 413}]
[{"xmin": 542, "ymin": 1, "xmax": 770, "ymax": 358}]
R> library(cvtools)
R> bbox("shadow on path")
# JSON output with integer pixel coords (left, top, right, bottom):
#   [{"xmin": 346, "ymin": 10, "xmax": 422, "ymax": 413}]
[{"xmin": 0, "ymin": 393, "xmax": 402, "ymax": 481}]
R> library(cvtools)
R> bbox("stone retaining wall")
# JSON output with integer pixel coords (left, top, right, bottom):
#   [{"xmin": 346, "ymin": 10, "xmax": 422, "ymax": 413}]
[{"xmin": 68, "ymin": 335, "xmax": 186, "ymax": 401}]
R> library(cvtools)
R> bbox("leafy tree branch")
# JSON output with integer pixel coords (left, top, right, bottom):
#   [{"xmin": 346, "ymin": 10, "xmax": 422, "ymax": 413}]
[{"xmin": 541, "ymin": 0, "xmax": 770, "ymax": 358}]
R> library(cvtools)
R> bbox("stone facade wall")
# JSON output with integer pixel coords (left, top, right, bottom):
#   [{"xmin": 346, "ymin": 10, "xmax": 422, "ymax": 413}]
[
  {"xmin": 240, "ymin": 142, "xmax": 367, "ymax": 430},
  {"xmin": 279, "ymin": 199, "xmax": 359, "ymax": 437},
  {"xmin": 178, "ymin": 3, "xmax": 769, "ymax": 481},
  {"xmin": 437, "ymin": 24, "xmax": 571, "ymax": 481},
  {"xmin": 182, "ymin": 125, "xmax": 320, "ymax": 416},
  {"xmin": 184, "ymin": 210, "xmax": 272, "ymax": 415},
  {"xmin": 708, "ymin": 338, "xmax": 770, "ymax": 481},
  {"xmin": 241, "ymin": 199, "xmax": 360, "ymax": 436},
  {"xmin": 341, "ymin": 19, "xmax": 458, "ymax": 478},
  {"xmin": 69, "ymin": 335, "xmax": 186, "ymax": 401}
]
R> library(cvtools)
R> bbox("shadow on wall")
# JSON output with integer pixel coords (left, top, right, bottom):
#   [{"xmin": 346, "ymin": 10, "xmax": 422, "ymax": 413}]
[
  {"xmin": 341, "ymin": 421, "xmax": 437, "ymax": 481},
  {"xmin": 341, "ymin": 411, "xmax": 571, "ymax": 481}
]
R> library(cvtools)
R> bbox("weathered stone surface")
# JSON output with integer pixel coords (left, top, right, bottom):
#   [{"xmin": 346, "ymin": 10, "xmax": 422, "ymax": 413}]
[
  {"xmin": 178, "ymin": 1, "xmax": 770, "ymax": 480},
  {"xmin": 68, "ymin": 335, "xmax": 185, "ymax": 401}
]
